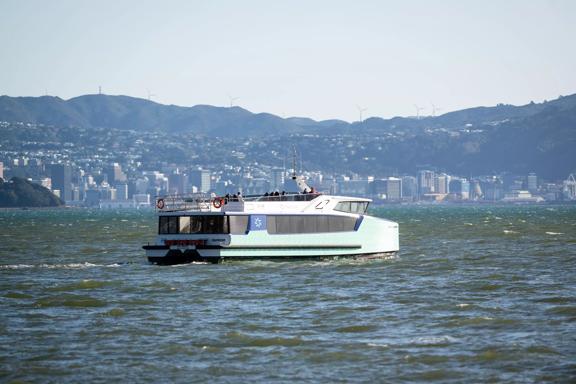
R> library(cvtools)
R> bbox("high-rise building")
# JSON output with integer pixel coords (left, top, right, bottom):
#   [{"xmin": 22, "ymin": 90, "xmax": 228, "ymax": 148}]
[
  {"xmin": 116, "ymin": 183, "xmax": 129, "ymax": 201},
  {"xmin": 50, "ymin": 164, "xmax": 72, "ymax": 202},
  {"xmin": 105, "ymin": 163, "xmax": 127, "ymax": 184},
  {"xmin": 401, "ymin": 176, "xmax": 417, "ymax": 199},
  {"xmin": 168, "ymin": 172, "xmax": 188, "ymax": 195},
  {"xmin": 189, "ymin": 169, "xmax": 212, "ymax": 193},
  {"xmin": 482, "ymin": 177, "xmax": 504, "ymax": 201},
  {"xmin": 418, "ymin": 170, "xmax": 435, "ymax": 195},
  {"xmin": 372, "ymin": 178, "xmax": 402, "ymax": 200},
  {"xmin": 434, "ymin": 173, "xmax": 450, "ymax": 194},
  {"xmin": 0, "ymin": 161, "xmax": 3, "ymax": 180},
  {"xmin": 527, "ymin": 173, "xmax": 538, "ymax": 192},
  {"xmin": 449, "ymin": 178, "xmax": 470, "ymax": 200}
]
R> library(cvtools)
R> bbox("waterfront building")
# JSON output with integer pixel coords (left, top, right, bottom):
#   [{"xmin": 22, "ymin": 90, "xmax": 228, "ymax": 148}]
[
  {"xmin": 401, "ymin": 176, "xmax": 417, "ymax": 200},
  {"xmin": 527, "ymin": 173, "xmax": 538, "ymax": 193},
  {"xmin": 0, "ymin": 161, "xmax": 4, "ymax": 179},
  {"xmin": 470, "ymin": 179, "xmax": 483, "ymax": 200},
  {"xmin": 449, "ymin": 178, "xmax": 470, "ymax": 200},
  {"xmin": 116, "ymin": 183, "xmax": 129, "ymax": 201},
  {"xmin": 189, "ymin": 169, "xmax": 212, "ymax": 193},
  {"xmin": 50, "ymin": 164, "xmax": 72, "ymax": 202},
  {"xmin": 105, "ymin": 163, "xmax": 127, "ymax": 184},
  {"xmin": 563, "ymin": 174, "xmax": 576, "ymax": 200},
  {"xmin": 372, "ymin": 177, "xmax": 402, "ymax": 200},
  {"xmin": 502, "ymin": 190, "xmax": 544, "ymax": 203},
  {"xmin": 168, "ymin": 171, "xmax": 188, "ymax": 195},
  {"xmin": 434, "ymin": 173, "xmax": 450, "ymax": 195},
  {"xmin": 418, "ymin": 170, "xmax": 435, "ymax": 195},
  {"xmin": 481, "ymin": 177, "xmax": 505, "ymax": 201},
  {"xmin": 337, "ymin": 179, "xmax": 370, "ymax": 197}
]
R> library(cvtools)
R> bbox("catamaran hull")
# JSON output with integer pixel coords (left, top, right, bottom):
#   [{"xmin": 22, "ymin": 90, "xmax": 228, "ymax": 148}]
[
  {"xmin": 143, "ymin": 215, "xmax": 399, "ymax": 265},
  {"xmin": 144, "ymin": 247, "xmax": 397, "ymax": 265}
]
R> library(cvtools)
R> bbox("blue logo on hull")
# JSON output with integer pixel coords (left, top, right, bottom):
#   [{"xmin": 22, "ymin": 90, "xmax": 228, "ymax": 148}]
[{"xmin": 249, "ymin": 215, "xmax": 267, "ymax": 231}]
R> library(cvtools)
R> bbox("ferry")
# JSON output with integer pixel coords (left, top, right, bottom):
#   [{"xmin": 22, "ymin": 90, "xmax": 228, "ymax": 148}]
[{"xmin": 143, "ymin": 174, "xmax": 399, "ymax": 264}]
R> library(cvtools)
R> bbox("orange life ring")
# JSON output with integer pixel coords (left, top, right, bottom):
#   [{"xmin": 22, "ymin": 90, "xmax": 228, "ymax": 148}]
[
  {"xmin": 156, "ymin": 198, "xmax": 165, "ymax": 209},
  {"xmin": 212, "ymin": 197, "xmax": 224, "ymax": 208}
]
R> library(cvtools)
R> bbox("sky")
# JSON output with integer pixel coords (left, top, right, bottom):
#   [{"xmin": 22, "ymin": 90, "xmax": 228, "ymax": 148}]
[{"xmin": 1, "ymin": 0, "xmax": 575, "ymax": 122}]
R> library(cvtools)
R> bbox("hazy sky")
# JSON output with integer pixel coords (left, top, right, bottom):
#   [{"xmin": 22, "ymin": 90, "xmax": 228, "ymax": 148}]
[{"xmin": 1, "ymin": 0, "xmax": 575, "ymax": 121}]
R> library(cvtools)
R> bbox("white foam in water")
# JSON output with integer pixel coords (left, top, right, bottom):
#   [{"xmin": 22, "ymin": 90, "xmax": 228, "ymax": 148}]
[
  {"xmin": 545, "ymin": 232, "xmax": 564, "ymax": 235},
  {"xmin": 367, "ymin": 343, "xmax": 389, "ymax": 348},
  {"xmin": 411, "ymin": 335, "xmax": 458, "ymax": 345},
  {"xmin": 0, "ymin": 264, "xmax": 34, "ymax": 269},
  {"xmin": 503, "ymin": 230, "xmax": 518, "ymax": 234},
  {"xmin": 0, "ymin": 262, "xmax": 121, "ymax": 270}
]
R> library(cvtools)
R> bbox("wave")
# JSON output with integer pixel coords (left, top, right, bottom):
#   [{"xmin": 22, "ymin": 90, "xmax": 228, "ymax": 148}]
[{"xmin": 0, "ymin": 262, "xmax": 123, "ymax": 270}]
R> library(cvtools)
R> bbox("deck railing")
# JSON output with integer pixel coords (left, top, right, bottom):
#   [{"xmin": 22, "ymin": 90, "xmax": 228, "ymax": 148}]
[{"xmin": 155, "ymin": 192, "xmax": 322, "ymax": 212}]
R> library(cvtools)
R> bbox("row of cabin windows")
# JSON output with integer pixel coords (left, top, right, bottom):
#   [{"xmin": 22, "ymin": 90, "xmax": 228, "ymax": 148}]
[
  {"xmin": 334, "ymin": 201, "xmax": 369, "ymax": 214},
  {"xmin": 159, "ymin": 215, "xmax": 248, "ymax": 235},
  {"xmin": 159, "ymin": 215, "xmax": 359, "ymax": 235},
  {"xmin": 267, "ymin": 215, "xmax": 358, "ymax": 234}
]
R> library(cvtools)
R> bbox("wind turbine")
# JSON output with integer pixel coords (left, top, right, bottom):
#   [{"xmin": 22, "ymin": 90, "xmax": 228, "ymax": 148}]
[
  {"xmin": 146, "ymin": 89, "xmax": 156, "ymax": 101},
  {"xmin": 431, "ymin": 103, "xmax": 442, "ymax": 117},
  {"xmin": 414, "ymin": 104, "xmax": 424, "ymax": 119},
  {"xmin": 228, "ymin": 95, "xmax": 239, "ymax": 107},
  {"xmin": 356, "ymin": 105, "xmax": 367, "ymax": 123}
]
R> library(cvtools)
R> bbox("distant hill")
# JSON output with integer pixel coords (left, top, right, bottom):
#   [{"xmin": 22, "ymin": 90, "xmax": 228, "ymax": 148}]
[
  {"xmin": 0, "ymin": 94, "xmax": 308, "ymax": 137},
  {"xmin": 1, "ymin": 93, "xmax": 575, "ymax": 137},
  {"xmin": 0, "ymin": 93, "xmax": 575, "ymax": 178},
  {"xmin": 0, "ymin": 177, "xmax": 63, "ymax": 207}
]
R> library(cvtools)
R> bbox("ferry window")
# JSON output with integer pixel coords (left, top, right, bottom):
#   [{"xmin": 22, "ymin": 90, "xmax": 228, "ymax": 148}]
[
  {"xmin": 204, "ymin": 216, "xmax": 227, "ymax": 234},
  {"xmin": 335, "ymin": 201, "xmax": 368, "ymax": 214},
  {"xmin": 189, "ymin": 216, "xmax": 203, "ymax": 233},
  {"xmin": 229, "ymin": 216, "xmax": 249, "ymax": 234},
  {"xmin": 167, "ymin": 216, "xmax": 179, "ymax": 234},
  {"xmin": 267, "ymin": 215, "xmax": 357, "ymax": 234},
  {"xmin": 162, "ymin": 215, "xmax": 247, "ymax": 235},
  {"xmin": 159, "ymin": 216, "xmax": 169, "ymax": 234},
  {"xmin": 159, "ymin": 216, "xmax": 179, "ymax": 234},
  {"xmin": 179, "ymin": 216, "xmax": 191, "ymax": 233},
  {"xmin": 185, "ymin": 215, "xmax": 227, "ymax": 234}
]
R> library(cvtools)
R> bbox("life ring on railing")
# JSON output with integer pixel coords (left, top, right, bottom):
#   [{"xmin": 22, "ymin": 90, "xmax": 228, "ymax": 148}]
[
  {"xmin": 212, "ymin": 197, "xmax": 224, "ymax": 209},
  {"xmin": 156, "ymin": 198, "xmax": 165, "ymax": 209}
]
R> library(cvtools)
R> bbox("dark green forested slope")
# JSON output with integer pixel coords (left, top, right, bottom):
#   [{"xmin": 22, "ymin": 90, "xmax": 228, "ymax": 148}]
[{"xmin": 0, "ymin": 177, "xmax": 63, "ymax": 207}]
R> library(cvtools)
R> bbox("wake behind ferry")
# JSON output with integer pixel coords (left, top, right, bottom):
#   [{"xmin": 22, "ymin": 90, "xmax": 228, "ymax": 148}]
[{"xmin": 143, "ymin": 174, "xmax": 399, "ymax": 264}]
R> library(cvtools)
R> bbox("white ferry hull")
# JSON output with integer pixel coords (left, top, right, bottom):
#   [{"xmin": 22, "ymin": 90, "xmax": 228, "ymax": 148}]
[{"xmin": 144, "ymin": 216, "xmax": 399, "ymax": 264}]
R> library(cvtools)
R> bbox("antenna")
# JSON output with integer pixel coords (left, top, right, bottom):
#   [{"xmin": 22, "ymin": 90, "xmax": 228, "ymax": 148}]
[
  {"xmin": 146, "ymin": 89, "xmax": 156, "ymax": 101},
  {"xmin": 431, "ymin": 103, "xmax": 442, "ymax": 117},
  {"xmin": 228, "ymin": 94, "xmax": 239, "ymax": 107},
  {"xmin": 291, "ymin": 145, "xmax": 297, "ymax": 179},
  {"xmin": 414, "ymin": 104, "xmax": 424, "ymax": 119},
  {"xmin": 356, "ymin": 105, "xmax": 367, "ymax": 123}
]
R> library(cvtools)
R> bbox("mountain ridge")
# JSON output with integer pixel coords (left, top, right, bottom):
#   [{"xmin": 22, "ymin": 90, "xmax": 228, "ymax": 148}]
[{"xmin": 1, "ymin": 93, "xmax": 575, "ymax": 137}]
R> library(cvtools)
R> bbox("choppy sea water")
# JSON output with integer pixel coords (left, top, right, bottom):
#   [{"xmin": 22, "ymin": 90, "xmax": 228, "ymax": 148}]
[{"xmin": 1, "ymin": 205, "xmax": 575, "ymax": 383}]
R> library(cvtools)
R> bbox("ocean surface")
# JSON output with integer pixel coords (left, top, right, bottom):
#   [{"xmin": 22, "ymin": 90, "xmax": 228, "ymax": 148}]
[{"xmin": 1, "ymin": 205, "xmax": 575, "ymax": 383}]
